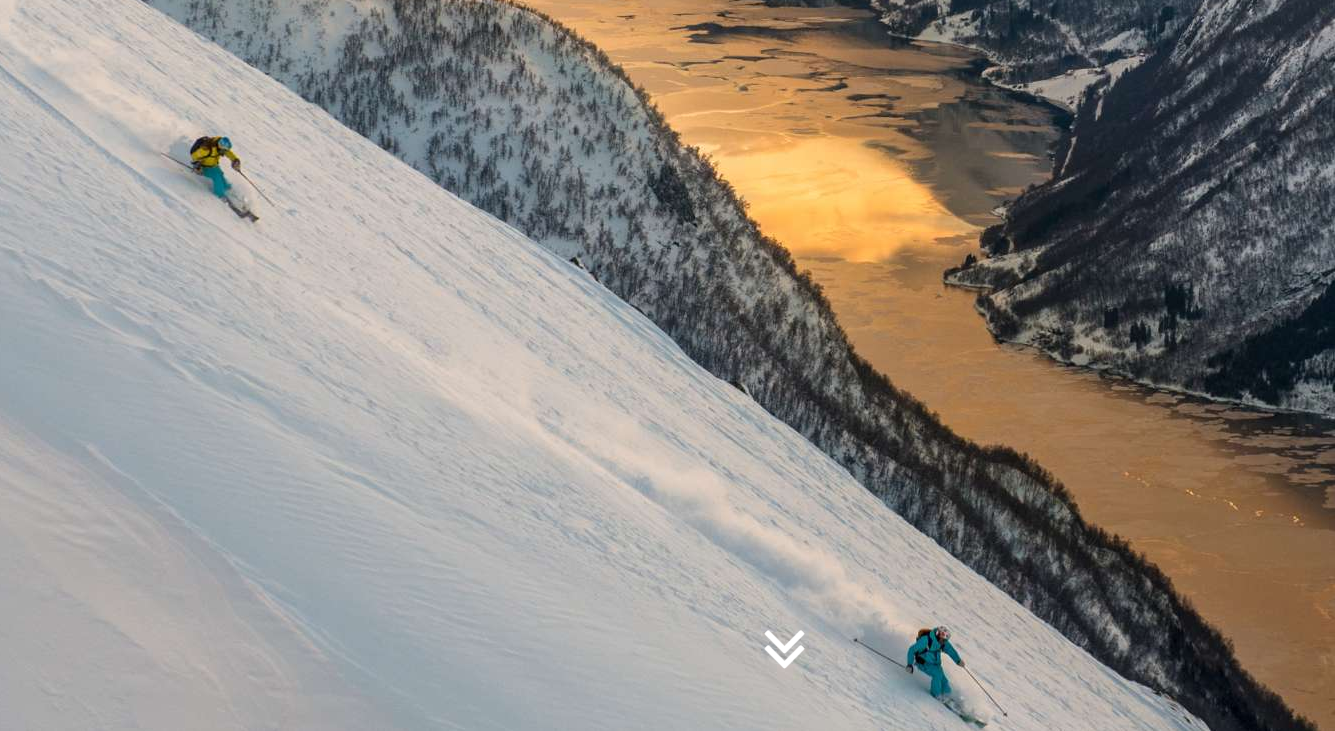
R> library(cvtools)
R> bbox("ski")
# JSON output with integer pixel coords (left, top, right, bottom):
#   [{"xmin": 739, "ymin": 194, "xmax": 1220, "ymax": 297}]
[
  {"xmin": 942, "ymin": 696, "xmax": 988, "ymax": 728},
  {"xmin": 227, "ymin": 199, "xmax": 260, "ymax": 222}
]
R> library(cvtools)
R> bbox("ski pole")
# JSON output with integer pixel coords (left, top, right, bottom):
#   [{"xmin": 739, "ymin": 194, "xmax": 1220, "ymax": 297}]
[
  {"xmin": 964, "ymin": 665, "xmax": 1008, "ymax": 717},
  {"xmin": 236, "ymin": 169, "xmax": 276, "ymax": 208},
  {"xmin": 853, "ymin": 638, "xmax": 903, "ymax": 666},
  {"xmin": 160, "ymin": 153, "xmax": 194, "ymax": 169}
]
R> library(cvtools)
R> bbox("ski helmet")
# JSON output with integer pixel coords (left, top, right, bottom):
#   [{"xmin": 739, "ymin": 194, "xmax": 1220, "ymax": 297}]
[
  {"xmin": 218, "ymin": 136, "xmax": 232, "ymax": 150},
  {"xmin": 935, "ymin": 626, "xmax": 951, "ymax": 642}
]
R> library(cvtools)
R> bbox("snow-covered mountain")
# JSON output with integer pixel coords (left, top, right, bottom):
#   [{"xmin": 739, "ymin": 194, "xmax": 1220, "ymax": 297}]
[
  {"xmin": 870, "ymin": 0, "xmax": 1197, "ymax": 91},
  {"xmin": 136, "ymin": 0, "xmax": 1313, "ymax": 729},
  {"xmin": 950, "ymin": 0, "xmax": 1335, "ymax": 417},
  {"xmin": 0, "ymin": 1, "xmax": 1220, "ymax": 729}
]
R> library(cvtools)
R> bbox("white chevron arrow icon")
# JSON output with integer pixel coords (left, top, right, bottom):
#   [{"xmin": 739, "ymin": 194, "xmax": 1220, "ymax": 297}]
[{"xmin": 765, "ymin": 630, "xmax": 805, "ymax": 669}]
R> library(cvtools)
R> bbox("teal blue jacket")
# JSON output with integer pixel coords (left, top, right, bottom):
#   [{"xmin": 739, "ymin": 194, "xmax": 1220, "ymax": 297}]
[{"xmin": 908, "ymin": 632, "xmax": 961, "ymax": 667}]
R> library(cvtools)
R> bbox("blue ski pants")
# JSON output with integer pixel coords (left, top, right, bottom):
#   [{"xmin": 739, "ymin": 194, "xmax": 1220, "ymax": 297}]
[
  {"xmin": 917, "ymin": 662, "xmax": 952, "ymax": 697},
  {"xmin": 202, "ymin": 165, "xmax": 232, "ymax": 198}
]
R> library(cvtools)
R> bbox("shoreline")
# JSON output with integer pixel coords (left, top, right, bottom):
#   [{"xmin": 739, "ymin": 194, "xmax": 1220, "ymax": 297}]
[
  {"xmin": 943, "ymin": 271, "xmax": 1335, "ymax": 421},
  {"xmin": 913, "ymin": 21, "xmax": 1332, "ymax": 423},
  {"xmin": 877, "ymin": 27, "xmax": 1080, "ymax": 117}
]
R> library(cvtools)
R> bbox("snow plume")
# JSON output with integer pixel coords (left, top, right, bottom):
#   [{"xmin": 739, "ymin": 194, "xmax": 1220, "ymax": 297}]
[
  {"xmin": 557, "ymin": 409, "xmax": 914, "ymax": 647},
  {"xmin": 582, "ymin": 428, "xmax": 989, "ymax": 721},
  {"xmin": 644, "ymin": 466, "xmax": 898, "ymax": 628}
]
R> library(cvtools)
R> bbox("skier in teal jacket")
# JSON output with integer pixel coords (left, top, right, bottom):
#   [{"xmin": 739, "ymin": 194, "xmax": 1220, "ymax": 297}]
[{"xmin": 906, "ymin": 626, "xmax": 965, "ymax": 697}]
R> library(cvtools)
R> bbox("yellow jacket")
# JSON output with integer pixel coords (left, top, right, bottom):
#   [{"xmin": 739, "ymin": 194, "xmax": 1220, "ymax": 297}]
[{"xmin": 190, "ymin": 137, "xmax": 240, "ymax": 168}]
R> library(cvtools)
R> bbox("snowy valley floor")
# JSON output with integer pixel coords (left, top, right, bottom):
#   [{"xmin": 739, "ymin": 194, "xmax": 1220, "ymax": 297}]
[{"xmin": 0, "ymin": 0, "xmax": 1207, "ymax": 729}]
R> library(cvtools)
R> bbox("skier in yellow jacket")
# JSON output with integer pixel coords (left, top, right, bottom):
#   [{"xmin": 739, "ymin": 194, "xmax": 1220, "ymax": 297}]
[{"xmin": 190, "ymin": 136, "xmax": 241, "ymax": 199}]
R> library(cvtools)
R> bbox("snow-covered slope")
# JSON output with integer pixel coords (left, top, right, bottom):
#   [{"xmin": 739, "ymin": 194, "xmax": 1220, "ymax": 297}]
[
  {"xmin": 990, "ymin": 53, "xmax": 1147, "ymax": 112},
  {"xmin": 0, "ymin": 0, "xmax": 1212, "ymax": 729},
  {"xmin": 129, "ymin": 1, "xmax": 1309, "ymax": 729},
  {"xmin": 951, "ymin": 0, "xmax": 1335, "ymax": 417}
]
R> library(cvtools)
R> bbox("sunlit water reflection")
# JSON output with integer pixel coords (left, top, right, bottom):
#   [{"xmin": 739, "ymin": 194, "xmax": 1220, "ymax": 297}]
[{"xmin": 524, "ymin": 0, "xmax": 1335, "ymax": 723}]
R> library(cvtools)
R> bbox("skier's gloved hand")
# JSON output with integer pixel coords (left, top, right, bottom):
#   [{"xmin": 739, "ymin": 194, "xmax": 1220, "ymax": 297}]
[
  {"xmin": 905, "ymin": 663, "xmax": 915, "ymax": 674},
  {"xmin": 191, "ymin": 161, "xmax": 203, "ymax": 174},
  {"xmin": 958, "ymin": 659, "xmax": 966, "ymax": 668},
  {"xmin": 232, "ymin": 159, "xmax": 242, "ymax": 171}
]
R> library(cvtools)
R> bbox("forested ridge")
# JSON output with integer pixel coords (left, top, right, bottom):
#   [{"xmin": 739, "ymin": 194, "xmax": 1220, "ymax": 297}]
[{"xmin": 952, "ymin": 0, "xmax": 1335, "ymax": 417}]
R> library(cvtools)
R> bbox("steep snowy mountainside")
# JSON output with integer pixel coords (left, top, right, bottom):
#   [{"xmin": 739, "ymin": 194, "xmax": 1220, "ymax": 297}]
[
  {"xmin": 870, "ymin": 0, "xmax": 1197, "ymax": 85},
  {"xmin": 145, "ymin": 1, "xmax": 1312, "ymax": 729},
  {"xmin": 952, "ymin": 0, "xmax": 1335, "ymax": 416},
  {"xmin": 0, "ymin": 1, "xmax": 1218, "ymax": 729}
]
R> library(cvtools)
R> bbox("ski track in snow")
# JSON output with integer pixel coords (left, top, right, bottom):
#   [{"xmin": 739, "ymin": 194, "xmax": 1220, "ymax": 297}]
[{"xmin": 0, "ymin": 1, "xmax": 1207, "ymax": 729}]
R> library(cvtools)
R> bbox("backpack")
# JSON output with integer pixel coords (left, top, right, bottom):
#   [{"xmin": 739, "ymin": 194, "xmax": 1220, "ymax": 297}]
[
  {"xmin": 913, "ymin": 628, "xmax": 936, "ymax": 664},
  {"xmin": 190, "ymin": 136, "xmax": 216, "ymax": 155}
]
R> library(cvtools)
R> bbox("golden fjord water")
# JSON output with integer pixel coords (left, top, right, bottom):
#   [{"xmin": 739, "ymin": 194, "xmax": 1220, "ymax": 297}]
[{"xmin": 523, "ymin": 0, "xmax": 1335, "ymax": 724}]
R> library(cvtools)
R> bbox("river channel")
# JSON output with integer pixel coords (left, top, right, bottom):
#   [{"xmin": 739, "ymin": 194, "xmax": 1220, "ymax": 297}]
[{"xmin": 521, "ymin": 0, "xmax": 1335, "ymax": 724}]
